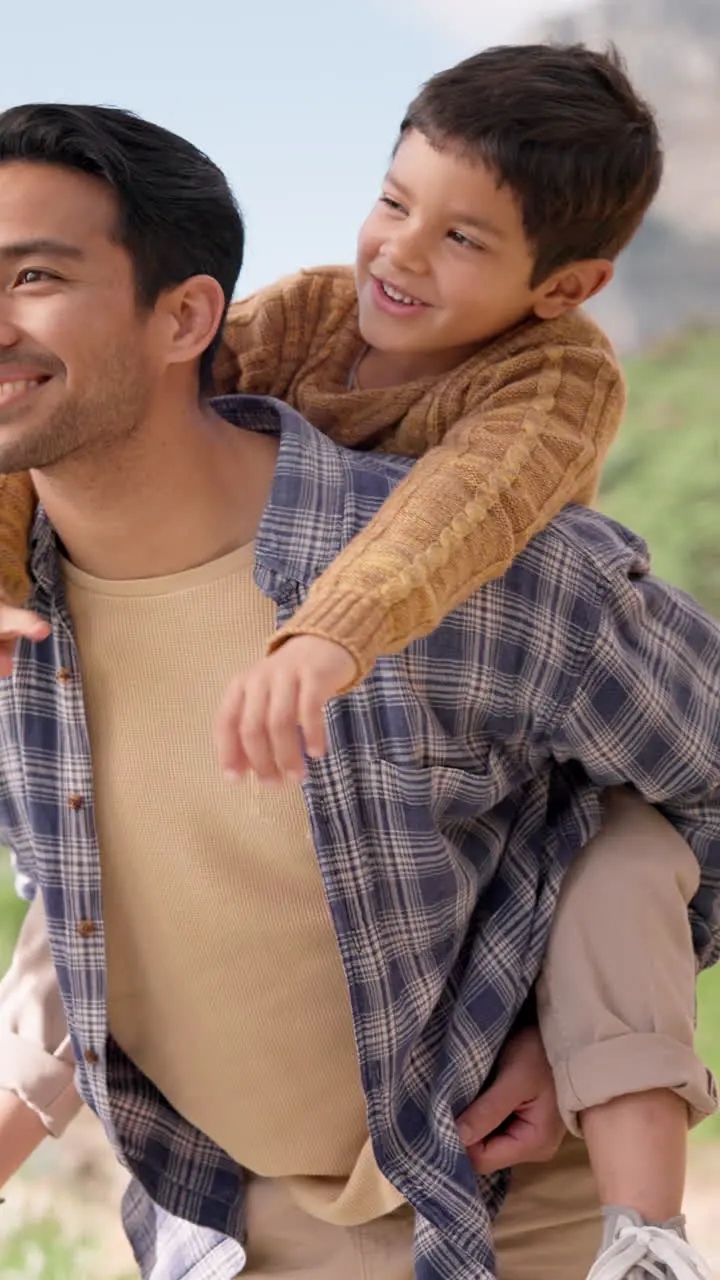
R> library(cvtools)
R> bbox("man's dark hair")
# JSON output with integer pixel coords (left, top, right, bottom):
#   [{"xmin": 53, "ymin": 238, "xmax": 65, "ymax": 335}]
[
  {"xmin": 400, "ymin": 44, "xmax": 663, "ymax": 285},
  {"xmin": 0, "ymin": 104, "xmax": 244, "ymax": 391}
]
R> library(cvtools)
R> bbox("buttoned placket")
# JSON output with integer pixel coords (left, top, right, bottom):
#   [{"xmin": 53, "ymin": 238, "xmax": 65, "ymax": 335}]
[{"xmin": 49, "ymin": 596, "xmax": 115, "ymax": 1142}]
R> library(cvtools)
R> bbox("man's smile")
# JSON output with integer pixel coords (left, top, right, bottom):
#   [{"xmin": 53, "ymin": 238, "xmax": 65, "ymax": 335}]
[{"xmin": 0, "ymin": 376, "xmax": 52, "ymax": 407}]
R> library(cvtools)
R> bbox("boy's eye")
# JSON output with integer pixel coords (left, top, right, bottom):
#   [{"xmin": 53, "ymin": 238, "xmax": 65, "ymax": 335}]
[
  {"xmin": 379, "ymin": 194, "xmax": 407, "ymax": 214},
  {"xmin": 448, "ymin": 230, "xmax": 483, "ymax": 250}
]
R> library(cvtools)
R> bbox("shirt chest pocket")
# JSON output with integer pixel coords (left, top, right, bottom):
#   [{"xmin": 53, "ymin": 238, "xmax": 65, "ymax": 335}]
[
  {"xmin": 363, "ymin": 749, "xmax": 505, "ymax": 824},
  {"xmin": 351, "ymin": 753, "xmax": 518, "ymax": 910}
]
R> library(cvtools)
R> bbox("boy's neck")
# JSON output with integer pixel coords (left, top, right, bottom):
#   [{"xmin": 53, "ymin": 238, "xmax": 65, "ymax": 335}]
[{"xmin": 356, "ymin": 342, "xmax": 481, "ymax": 390}]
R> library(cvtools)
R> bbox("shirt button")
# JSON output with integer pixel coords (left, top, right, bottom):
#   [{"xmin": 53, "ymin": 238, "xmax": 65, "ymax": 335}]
[
  {"xmin": 76, "ymin": 920, "xmax": 96, "ymax": 938},
  {"xmin": 67, "ymin": 794, "xmax": 84, "ymax": 811},
  {"xmin": 56, "ymin": 668, "xmax": 72, "ymax": 684},
  {"xmin": 84, "ymin": 1049, "xmax": 99, "ymax": 1065}
]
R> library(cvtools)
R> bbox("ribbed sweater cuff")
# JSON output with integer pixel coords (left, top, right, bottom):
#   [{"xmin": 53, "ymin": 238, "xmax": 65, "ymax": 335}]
[{"xmin": 267, "ymin": 591, "xmax": 400, "ymax": 686}]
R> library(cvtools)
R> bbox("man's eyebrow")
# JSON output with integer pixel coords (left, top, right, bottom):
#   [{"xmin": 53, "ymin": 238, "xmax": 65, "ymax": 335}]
[{"xmin": 0, "ymin": 238, "xmax": 85, "ymax": 261}]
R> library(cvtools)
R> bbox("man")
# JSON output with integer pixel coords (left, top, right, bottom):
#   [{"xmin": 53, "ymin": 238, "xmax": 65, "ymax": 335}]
[{"xmin": 0, "ymin": 103, "xmax": 718, "ymax": 1280}]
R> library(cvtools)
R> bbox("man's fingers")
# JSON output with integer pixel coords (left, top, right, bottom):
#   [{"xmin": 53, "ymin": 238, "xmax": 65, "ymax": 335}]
[
  {"xmin": 466, "ymin": 1110, "xmax": 551, "ymax": 1175},
  {"xmin": 466, "ymin": 1126, "xmax": 527, "ymax": 1176},
  {"xmin": 457, "ymin": 1081, "xmax": 516, "ymax": 1146},
  {"xmin": 465, "ymin": 1102, "xmax": 565, "ymax": 1175}
]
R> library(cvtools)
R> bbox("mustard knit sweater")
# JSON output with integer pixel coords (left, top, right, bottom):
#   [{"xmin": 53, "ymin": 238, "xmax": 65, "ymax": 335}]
[{"xmin": 0, "ymin": 265, "xmax": 624, "ymax": 676}]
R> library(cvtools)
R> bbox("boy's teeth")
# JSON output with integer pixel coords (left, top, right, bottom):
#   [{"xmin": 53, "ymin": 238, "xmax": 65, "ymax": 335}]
[
  {"xmin": 0, "ymin": 378, "xmax": 43, "ymax": 399},
  {"xmin": 381, "ymin": 282, "xmax": 422, "ymax": 306}
]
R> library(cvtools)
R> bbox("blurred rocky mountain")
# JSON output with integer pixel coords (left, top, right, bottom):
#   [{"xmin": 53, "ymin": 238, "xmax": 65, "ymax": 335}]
[{"xmin": 529, "ymin": 0, "xmax": 720, "ymax": 350}]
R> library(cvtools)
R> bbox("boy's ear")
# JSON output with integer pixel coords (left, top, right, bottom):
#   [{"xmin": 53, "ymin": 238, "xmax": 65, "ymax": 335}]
[{"xmin": 532, "ymin": 259, "xmax": 614, "ymax": 320}]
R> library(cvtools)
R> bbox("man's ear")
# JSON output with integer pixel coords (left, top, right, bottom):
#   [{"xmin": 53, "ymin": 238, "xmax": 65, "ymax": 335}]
[
  {"xmin": 160, "ymin": 275, "xmax": 227, "ymax": 370},
  {"xmin": 532, "ymin": 260, "xmax": 614, "ymax": 321}
]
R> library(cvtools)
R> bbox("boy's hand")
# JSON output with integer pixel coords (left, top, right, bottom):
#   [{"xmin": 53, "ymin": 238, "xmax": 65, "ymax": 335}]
[
  {"xmin": 0, "ymin": 604, "xmax": 51, "ymax": 678},
  {"xmin": 216, "ymin": 635, "xmax": 357, "ymax": 783}
]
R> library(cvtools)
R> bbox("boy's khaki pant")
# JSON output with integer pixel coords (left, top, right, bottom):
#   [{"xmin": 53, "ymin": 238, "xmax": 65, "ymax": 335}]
[
  {"xmin": 239, "ymin": 790, "xmax": 717, "ymax": 1278},
  {"xmin": 538, "ymin": 787, "xmax": 717, "ymax": 1134}
]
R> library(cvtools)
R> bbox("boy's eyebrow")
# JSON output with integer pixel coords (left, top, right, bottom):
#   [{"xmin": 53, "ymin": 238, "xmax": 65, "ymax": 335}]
[
  {"xmin": 383, "ymin": 174, "xmax": 506, "ymax": 241},
  {"xmin": 0, "ymin": 238, "xmax": 85, "ymax": 261}
]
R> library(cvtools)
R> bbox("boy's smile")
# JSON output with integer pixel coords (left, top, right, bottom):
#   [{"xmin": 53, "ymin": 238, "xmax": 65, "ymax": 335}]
[{"xmin": 370, "ymin": 275, "xmax": 430, "ymax": 314}]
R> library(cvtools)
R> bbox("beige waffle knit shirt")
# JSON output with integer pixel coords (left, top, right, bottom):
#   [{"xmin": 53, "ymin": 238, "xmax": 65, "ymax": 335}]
[{"xmin": 61, "ymin": 541, "xmax": 403, "ymax": 1225}]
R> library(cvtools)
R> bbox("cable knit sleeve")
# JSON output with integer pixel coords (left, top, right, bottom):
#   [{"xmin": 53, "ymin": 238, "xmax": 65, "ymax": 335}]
[
  {"xmin": 0, "ymin": 472, "xmax": 36, "ymax": 607},
  {"xmin": 270, "ymin": 336, "xmax": 625, "ymax": 679},
  {"xmin": 213, "ymin": 268, "xmax": 343, "ymax": 398}
]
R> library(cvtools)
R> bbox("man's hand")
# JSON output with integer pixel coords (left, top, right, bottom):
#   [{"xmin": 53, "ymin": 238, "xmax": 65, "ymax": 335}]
[
  {"xmin": 0, "ymin": 604, "xmax": 51, "ymax": 678},
  {"xmin": 215, "ymin": 635, "xmax": 357, "ymax": 783},
  {"xmin": 0, "ymin": 1090, "xmax": 49, "ymax": 1190},
  {"xmin": 457, "ymin": 1026, "xmax": 565, "ymax": 1175}
]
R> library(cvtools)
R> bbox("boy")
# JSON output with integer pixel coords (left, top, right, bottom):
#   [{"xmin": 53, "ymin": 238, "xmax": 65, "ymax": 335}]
[{"xmin": 0, "ymin": 45, "xmax": 716, "ymax": 1280}]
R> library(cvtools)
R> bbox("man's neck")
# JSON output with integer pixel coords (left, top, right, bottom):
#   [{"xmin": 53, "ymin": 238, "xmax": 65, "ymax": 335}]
[{"xmin": 32, "ymin": 400, "xmax": 279, "ymax": 581}]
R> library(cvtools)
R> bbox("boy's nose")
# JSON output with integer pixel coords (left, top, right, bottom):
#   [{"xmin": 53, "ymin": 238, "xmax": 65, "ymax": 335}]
[{"xmin": 384, "ymin": 227, "xmax": 428, "ymax": 277}]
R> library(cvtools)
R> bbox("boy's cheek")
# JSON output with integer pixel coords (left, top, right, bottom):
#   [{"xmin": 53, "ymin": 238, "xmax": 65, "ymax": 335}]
[{"xmin": 356, "ymin": 215, "xmax": 383, "ymax": 268}]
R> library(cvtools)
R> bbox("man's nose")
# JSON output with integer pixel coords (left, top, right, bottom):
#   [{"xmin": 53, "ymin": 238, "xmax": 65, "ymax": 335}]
[{"xmin": 0, "ymin": 314, "xmax": 21, "ymax": 349}]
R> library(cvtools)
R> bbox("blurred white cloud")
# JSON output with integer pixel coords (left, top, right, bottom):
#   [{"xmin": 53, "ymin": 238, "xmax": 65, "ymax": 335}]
[{"xmin": 392, "ymin": 0, "xmax": 584, "ymax": 47}]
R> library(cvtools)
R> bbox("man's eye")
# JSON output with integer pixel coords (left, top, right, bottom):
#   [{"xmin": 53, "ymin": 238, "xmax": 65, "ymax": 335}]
[{"xmin": 15, "ymin": 268, "xmax": 56, "ymax": 285}]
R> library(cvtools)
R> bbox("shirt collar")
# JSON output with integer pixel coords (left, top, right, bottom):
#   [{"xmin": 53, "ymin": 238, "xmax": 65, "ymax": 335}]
[{"xmin": 29, "ymin": 393, "xmax": 351, "ymax": 604}]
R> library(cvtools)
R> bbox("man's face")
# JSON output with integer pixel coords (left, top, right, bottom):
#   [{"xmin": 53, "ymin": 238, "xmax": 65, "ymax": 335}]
[
  {"xmin": 0, "ymin": 161, "xmax": 159, "ymax": 475},
  {"xmin": 356, "ymin": 129, "xmax": 542, "ymax": 366}
]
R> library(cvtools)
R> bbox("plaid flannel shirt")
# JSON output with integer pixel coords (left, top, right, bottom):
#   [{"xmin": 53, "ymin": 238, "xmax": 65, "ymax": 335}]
[{"xmin": 1, "ymin": 394, "xmax": 720, "ymax": 1280}]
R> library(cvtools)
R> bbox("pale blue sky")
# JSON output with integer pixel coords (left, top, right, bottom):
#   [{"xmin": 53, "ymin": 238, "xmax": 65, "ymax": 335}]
[{"xmin": 2, "ymin": 0, "xmax": 579, "ymax": 295}]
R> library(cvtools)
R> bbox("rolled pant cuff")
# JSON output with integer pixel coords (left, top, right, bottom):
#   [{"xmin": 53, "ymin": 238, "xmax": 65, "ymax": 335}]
[{"xmin": 552, "ymin": 1033, "xmax": 719, "ymax": 1137}]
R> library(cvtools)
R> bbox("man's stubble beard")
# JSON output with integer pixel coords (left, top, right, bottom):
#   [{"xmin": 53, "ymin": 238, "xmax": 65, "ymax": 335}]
[{"xmin": 0, "ymin": 356, "xmax": 153, "ymax": 478}]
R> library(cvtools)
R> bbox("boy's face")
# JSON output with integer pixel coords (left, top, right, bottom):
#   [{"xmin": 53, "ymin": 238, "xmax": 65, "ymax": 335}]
[{"xmin": 356, "ymin": 129, "xmax": 546, "ymax": 366}]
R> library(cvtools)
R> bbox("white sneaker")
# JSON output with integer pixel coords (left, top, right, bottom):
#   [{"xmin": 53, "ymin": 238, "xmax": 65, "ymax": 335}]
[{"xmin": 586, "ymin": 1208, "xmax": 714, "ymax": 1280}]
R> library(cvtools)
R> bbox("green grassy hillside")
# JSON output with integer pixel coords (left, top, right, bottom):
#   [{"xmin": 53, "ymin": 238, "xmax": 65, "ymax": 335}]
[{"xmin": 600, "ymin": 327, "xmax": 720, "ymax": 618}]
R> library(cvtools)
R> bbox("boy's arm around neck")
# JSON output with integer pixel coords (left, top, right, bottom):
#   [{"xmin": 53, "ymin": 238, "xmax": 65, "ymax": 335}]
[
  {"xmin": 270, "ymin": 324, "xmax": 625, "ymax": 680},
  {"xmin": 0, "ymin": 472, "xmax": 36, "ymax": 608},
  {"xmin": 213, "ymin": 266, "xmax": 352, "ymax": 400}
]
